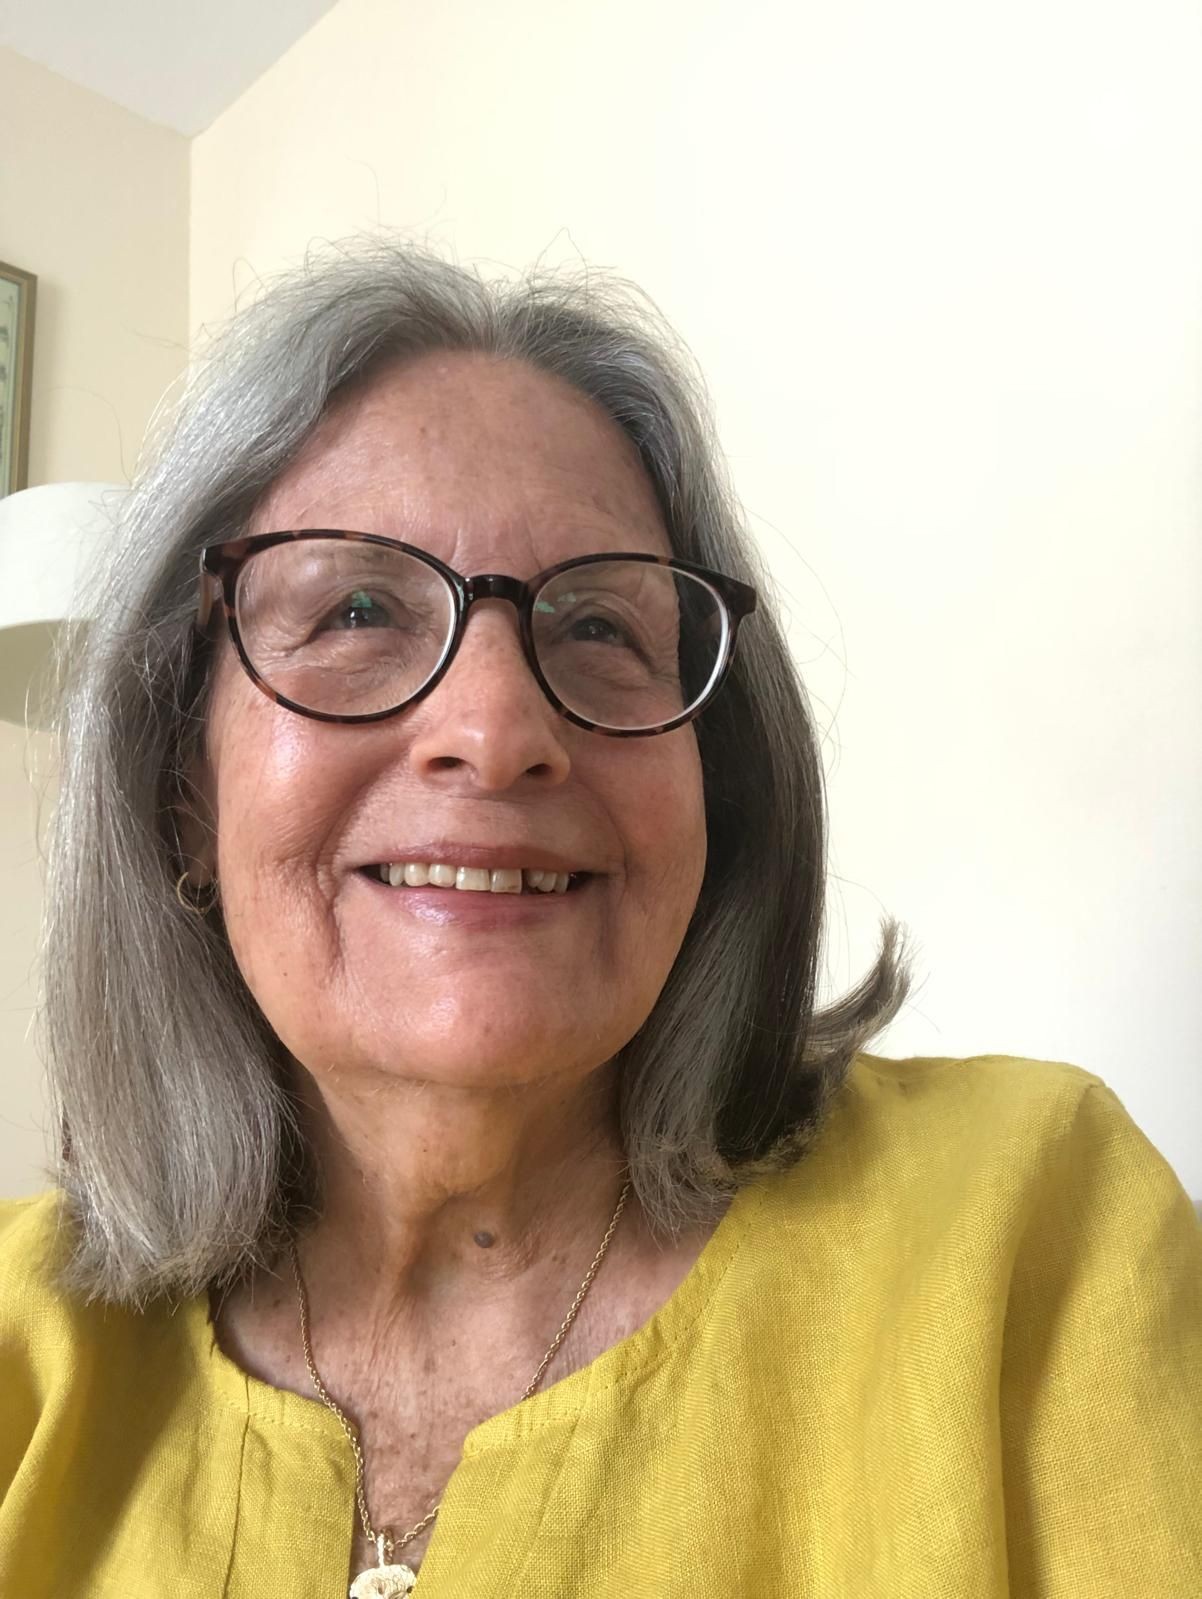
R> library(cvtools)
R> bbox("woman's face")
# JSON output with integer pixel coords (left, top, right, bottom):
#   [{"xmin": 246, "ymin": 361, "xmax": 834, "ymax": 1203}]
[{"xmin": 191, "ymin": 353, "xmax": 707, "ymax": 1096}]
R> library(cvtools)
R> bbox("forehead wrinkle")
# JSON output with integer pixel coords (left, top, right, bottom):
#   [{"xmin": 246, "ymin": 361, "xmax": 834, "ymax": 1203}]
[
  {"xmin": 250, "ymin": 359, "xmax": 671, "ymax": 562},
  {"xmin": 253, "ymin": 484, "xmax": 668, "ymax": 579}
]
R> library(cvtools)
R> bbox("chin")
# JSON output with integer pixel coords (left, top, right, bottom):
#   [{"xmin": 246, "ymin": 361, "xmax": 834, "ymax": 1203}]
[{"xmin": 376, "ymin": 1008, "xmax": 629, "ymax": 1085}]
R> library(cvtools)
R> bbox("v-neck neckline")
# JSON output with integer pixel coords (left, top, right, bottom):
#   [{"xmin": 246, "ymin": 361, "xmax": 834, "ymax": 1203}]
[{"xmin": 183, "ymin": 1170, "xmax": 767, "ymax": 1454}]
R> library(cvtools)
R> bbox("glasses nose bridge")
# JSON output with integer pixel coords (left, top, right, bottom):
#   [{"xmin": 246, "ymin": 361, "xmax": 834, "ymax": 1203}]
[
  {"xmin": 457, "ymin": 573, "xmax": 537, "ymax": 667},
  {"xmin": 462, "ymin": 572, "xmax": 530, "ymax": 615},
  {"xmin": 452, "ymin": 573, "xmax": 540, "ymax": 692}
]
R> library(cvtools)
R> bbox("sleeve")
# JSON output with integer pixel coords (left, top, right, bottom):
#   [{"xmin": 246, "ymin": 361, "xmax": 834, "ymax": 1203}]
[
  {"xmin": 1000, "ymin": 1079, "xmax": 1202, "ymax": 1596},
  {"xmin": 0, "ymin": 1199, "xmax": 44, "ymax": 1497}
]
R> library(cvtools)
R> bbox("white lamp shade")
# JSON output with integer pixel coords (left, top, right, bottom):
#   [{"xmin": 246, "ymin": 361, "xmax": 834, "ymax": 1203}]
[{"xmin": 0, "ymin": 482, "xmax": 128, "ymax": 729}]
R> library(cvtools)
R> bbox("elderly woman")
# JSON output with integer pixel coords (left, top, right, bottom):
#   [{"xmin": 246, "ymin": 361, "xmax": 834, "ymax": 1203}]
[{"xmin": 1, "ymin": 244, "xmax": 1198, "ymax": 1598}]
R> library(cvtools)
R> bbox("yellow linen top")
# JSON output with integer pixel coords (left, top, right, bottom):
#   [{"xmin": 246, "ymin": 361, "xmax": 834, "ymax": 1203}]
[{"xmin": 2, "ymin": 1052, "xmax": 1200, "ymax": 1598}]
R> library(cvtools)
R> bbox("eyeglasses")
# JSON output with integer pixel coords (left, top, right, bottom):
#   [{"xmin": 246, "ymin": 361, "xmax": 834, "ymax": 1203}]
[{"xmin": 197, "ymin": 531, "xmax": 757, "ymax": 736}]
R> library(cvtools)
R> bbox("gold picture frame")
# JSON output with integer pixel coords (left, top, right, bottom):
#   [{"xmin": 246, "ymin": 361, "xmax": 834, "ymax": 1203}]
[{"xmin": 0, "ymin": 259, "xmax": 37, "ymax": 498}]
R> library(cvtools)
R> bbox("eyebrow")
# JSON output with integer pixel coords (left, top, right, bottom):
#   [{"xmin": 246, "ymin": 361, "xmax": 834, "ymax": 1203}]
[{"xmin": 260, "ymin": 521, "xmax": 669, "ymax": 571}]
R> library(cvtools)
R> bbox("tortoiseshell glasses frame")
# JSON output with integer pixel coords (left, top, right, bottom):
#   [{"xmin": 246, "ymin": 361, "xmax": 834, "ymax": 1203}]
[{"xmin": 197, "ymin": 529, "xmax": 758, "ymax": 737}]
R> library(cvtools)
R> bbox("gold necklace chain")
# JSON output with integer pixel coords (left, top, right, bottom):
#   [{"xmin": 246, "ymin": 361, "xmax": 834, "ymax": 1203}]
[{"xmin": 288, "ymin": 1176, "xmax": 632, "ymax": 1569}]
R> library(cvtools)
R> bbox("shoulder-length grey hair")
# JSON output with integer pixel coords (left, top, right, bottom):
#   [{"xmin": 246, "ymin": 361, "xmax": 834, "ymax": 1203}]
[{"xmin": 41, "ymin": 239, "xmax": 915, "ymax": 1308}]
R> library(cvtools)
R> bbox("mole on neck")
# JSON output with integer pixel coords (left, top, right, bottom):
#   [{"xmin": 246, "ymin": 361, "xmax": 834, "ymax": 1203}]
[{"xmin": 473, "ymin": 1231, "xmax": 496, "ymax": 1249}]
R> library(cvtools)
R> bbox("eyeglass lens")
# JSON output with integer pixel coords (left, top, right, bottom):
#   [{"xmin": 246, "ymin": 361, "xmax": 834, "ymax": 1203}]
[{"xmin": 233, "ymin": 542, "xmax": 730, "ymax": 730}]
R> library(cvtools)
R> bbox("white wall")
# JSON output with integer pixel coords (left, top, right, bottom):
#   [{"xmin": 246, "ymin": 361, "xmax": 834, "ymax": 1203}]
[
  {"xmin": 0, "ymin": 47, "xmax": 189, "ymax": 1195},
  {"xmin": 191, "ymin": 0, "xmax": 1201, "ymax": 1193}
]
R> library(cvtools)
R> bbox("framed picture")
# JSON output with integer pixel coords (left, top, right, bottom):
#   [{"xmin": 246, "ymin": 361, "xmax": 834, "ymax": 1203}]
[{"xmin": 0, "ymin": 259, "xmax": 37, "ymax": 498}]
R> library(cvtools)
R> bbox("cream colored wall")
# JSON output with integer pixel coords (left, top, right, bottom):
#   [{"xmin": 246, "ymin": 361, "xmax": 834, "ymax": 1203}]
[
  {"xmin": 0, "ymin": 48, "xmax": 189, "ymax": 1195},
  {"xmin": 189, "ymin": 0, "xmax": 1202, "ymax": 1197},
  {"xmin": 0, "ymin": 723, "xmax": 57, "ymax": 1195},
  {"xmin": 0, "ymin": 49, "xmax": 189, "ymax": 486}
]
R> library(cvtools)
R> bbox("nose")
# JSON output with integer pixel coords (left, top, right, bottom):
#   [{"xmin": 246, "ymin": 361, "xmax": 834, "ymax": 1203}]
[{"xmin": 405, "ymin": 601, "xmax": 573, "ymax": 790}]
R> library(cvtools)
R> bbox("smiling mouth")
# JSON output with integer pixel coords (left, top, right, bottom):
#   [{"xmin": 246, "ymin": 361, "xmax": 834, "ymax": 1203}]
[{"xmin": 360, "ymin": 864, "xmax": 591, "ymax": 896}]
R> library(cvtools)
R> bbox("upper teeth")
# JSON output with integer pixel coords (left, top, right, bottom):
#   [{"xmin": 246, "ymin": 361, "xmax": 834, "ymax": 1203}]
[{"xmin": 377, "ymin": 863, "xmax": 573, "ymax": 894}]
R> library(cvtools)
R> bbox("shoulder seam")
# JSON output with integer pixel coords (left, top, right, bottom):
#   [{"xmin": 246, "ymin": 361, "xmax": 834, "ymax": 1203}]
[{"xmin": 856, "ymin": 1053, "xmax": 1106, "ymax": 1089}]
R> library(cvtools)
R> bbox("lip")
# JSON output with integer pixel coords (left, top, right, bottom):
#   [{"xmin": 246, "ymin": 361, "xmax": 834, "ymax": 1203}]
[
  {"xmin": 353, "ymin": 866, "xmax": 596, "ymax": 927},
  {"xmin": 354, "ymin": 841, "xmax": 597, "ymax": 875}
]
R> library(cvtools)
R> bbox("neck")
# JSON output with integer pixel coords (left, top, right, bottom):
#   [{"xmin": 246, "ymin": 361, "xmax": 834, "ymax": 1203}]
[{"xmin": 284, "ymin": 1056, "xmax": 633, "ymax": 1340}]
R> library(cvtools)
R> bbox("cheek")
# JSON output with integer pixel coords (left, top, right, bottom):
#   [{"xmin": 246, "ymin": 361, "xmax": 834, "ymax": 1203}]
[
  {"xmin": 207, "ymin": 650, "xmax": 339, "ymax": 846},
  {"xmin": 204, "ymin": 678, "xmax": 353, "ymax": 952},
  {"xmin": 622, "ymin": 735, "xmax": 707, "ymax": 925}
]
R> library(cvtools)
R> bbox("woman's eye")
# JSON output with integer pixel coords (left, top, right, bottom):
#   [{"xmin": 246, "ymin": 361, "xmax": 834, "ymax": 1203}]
[
  {"xmin": 568, "ymin": 613, "xmax": 628, "ymax": 646},
  {"xmin": 326, "ymin": 589, "xmax": 394, "ymax": 629}
]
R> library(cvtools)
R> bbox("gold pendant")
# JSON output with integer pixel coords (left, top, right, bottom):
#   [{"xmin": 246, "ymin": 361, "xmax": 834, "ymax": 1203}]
[
  {"xmin": 348, "ymin": 1563, "xmax": 417, "ymax": 1598},
  {"xmin": 349, "ymin": 1534, "xmax": 417, "ymax": 1598}
]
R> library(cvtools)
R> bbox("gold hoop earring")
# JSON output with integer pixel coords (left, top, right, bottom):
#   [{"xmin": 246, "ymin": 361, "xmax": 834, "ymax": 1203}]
[{"xmin": 175, "ymin": 871, "xmax": 219, "ymax": 915}]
